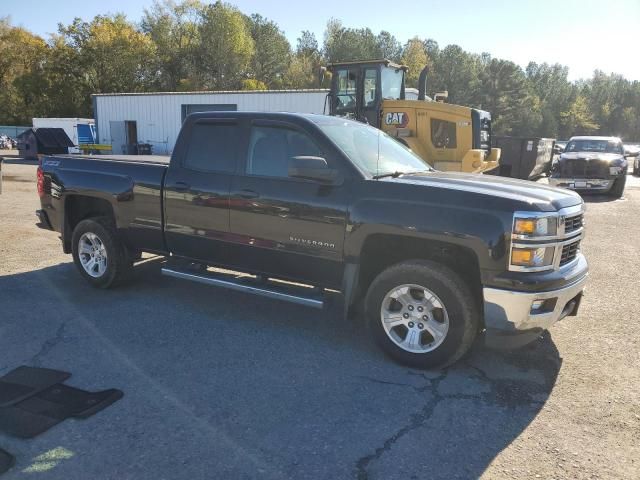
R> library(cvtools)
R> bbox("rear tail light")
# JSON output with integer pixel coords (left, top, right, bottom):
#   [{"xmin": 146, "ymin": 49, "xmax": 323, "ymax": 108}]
[{"xmin": 37, "ymin": 165, "xmax": 45, "ymax": 197}]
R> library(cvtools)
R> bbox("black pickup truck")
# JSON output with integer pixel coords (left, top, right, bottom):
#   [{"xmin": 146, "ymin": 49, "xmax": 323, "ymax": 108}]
[
  {"xmin": 549, "ymin": 136, "xmax": 632, "ymax": 197},
  {"xmin": 36, "ymin": 112, "xmax": 588, "ymax": 368}
]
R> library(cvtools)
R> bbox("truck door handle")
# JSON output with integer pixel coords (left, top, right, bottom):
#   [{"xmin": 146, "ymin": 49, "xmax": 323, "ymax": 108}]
[
  {"xmin": 173, "ymin": 181, "xmax": 190, "ymax": 192},
  {"xmin": 237, "ymin": 189, "xmax": 260, "ymax": 199}
]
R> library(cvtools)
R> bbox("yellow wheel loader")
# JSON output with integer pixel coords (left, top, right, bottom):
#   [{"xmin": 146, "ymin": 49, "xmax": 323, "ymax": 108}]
[{"xmin": 326, "ymin": 59, "xmax": 500, "ymax": 173}]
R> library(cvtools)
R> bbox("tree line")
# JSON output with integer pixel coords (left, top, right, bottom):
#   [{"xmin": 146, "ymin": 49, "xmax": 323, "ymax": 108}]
[{"xmin": 1, "ymin": 0, "xmax": 639, "ymax": 141}]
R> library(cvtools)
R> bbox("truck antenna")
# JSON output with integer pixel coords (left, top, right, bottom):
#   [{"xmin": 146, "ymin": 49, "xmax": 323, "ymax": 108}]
[{"xmin": 376, "ymin": 129, "xmax": 380, "ymax": 179}]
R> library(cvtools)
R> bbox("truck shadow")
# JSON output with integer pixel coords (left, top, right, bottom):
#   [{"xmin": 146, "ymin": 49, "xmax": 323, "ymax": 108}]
[
  {"xmin": 581, "ymin": 194, "xmax": 628, "ymax": 203},
  {"xmin": 0, "ymin": 259, "xmax": 561, "ymax": 480}
]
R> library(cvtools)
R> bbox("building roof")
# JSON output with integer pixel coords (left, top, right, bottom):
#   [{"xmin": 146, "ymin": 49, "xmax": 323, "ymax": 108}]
[{"xmin": 92, "ymin": 89, "xmax": 329, "ymax": 98}]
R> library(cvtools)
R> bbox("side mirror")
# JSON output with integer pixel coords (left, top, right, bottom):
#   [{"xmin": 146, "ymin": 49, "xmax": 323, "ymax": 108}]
[
  {"xmin": 624, "ymin": 150, "xmax": 639, "ymax": 158},
  {"xmin": 288, "ymin": 156, "xmax": 339, "ymax": 183}
]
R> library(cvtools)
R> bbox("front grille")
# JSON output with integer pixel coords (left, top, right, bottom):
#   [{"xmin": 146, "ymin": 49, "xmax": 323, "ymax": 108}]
[
  {"xmin": 560, "ymin": 240, "xmax": 580, "ymax": 266},
  {"xmin": 564, "ymin": 214, "xmax": 583, "ymax": 234},
  {"xmin": 560, "ymin": 159, "xmax": 608, "ymax": 178}
]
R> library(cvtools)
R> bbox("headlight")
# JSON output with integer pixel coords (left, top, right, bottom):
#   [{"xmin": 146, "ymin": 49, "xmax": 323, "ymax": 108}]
[
  {"xmin": 513, "ymin": 215, "xmax": 557, "ymax": 237},
  {"xmin": 511, "ymin": 246, "xmax": 555, "ymax": 268},
  {"xmin": 480, "ymin": 130, "xmax": 489, "ymax": 143},
  {"xmin": 510, "ymin": 212, "xmax": 559, "ymax": 271},
  {"xmin": 609, "ymin": 166, "xmax": 624, "ymax": 175}
]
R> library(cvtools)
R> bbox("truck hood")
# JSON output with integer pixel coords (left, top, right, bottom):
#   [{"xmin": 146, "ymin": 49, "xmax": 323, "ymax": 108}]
[
  {"xmin": 559, "ymin": 152, "xmax": 624, "ymax": 163},
  {"xmin": 383, "ymin": 171, "xmax": 582, "ymax": 211}
]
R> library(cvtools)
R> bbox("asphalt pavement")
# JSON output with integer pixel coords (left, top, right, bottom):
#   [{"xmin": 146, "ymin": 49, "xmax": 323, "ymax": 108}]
[{"xmin": 0, "ymin": 161, "xmax": 638, "ymax": 479}]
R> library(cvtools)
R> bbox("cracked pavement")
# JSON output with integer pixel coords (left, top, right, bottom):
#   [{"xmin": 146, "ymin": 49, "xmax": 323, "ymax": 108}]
[{"xmin": 1, "ymin": 161, "xmax": 639, "ymax": 479}]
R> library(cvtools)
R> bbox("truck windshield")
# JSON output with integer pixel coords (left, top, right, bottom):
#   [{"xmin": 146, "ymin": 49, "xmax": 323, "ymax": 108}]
[
  {"xmin": 381, "ymin": 67, "xmax": 404, "ymax": 100},
  {"xmin": 317, "ymin": 119, "xmax": 432, "ymax": 177},
  {"xmin": 565, "ymin": 139, "xmax": 623, "ymax": 154}
]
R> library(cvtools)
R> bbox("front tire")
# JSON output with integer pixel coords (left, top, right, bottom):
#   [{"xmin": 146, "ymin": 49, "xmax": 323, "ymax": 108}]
[
  {"xmin": 365, "ymin": 260, "xmax": 479, "ymax": 369},
  {"xmin": 608, "ymin": 175, "xmax": 626, "ymax": 198},
  {"xmin": 71, "ymin": 217, "xmax": 132, "ymax": 288}
]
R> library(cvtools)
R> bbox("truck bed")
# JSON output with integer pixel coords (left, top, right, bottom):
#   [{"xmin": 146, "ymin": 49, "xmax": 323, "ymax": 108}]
[{"xmin": 39, "ymin": 153, "xmax": 169, "ymax": 254}]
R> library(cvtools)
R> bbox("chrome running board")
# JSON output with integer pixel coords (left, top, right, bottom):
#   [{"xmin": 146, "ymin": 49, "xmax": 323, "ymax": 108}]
[{"xmin": 161, "ymin": 267, "xmax": 324, "ymax": 309}]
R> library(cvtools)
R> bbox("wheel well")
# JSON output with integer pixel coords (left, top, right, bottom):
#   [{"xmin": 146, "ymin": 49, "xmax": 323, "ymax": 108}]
[
  {"xmin": 356, "ymin": 234, "xmax": 483, "ymax": 310},
  {"xmin": 63, "ymin": 195, "xmax": 114, "ymax": 253}
]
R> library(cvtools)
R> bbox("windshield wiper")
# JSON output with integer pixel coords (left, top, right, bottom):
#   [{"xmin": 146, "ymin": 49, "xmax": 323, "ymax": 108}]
[{"xmin": 372, "ymin": 171, "xmax": 405, "ymax": 180}]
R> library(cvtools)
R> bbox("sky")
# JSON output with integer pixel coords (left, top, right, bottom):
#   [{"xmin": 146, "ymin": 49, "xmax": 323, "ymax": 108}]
[{"xmin": 5, "ymin": 0, "xmax": 640, "ymax": 81}]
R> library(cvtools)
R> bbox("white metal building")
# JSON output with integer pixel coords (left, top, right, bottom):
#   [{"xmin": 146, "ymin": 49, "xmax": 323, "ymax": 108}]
[{"xmin": 93, "ymin": 89, "xmax": 330, "ymax": 154}]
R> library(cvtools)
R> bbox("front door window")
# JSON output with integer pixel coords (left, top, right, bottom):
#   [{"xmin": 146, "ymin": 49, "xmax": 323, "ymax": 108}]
[
  {"xmin": 335, "ymin": 69, "xmax": 357, "ymax": 116},
  {"xmin": 363, "ymin": 69, "xmax": 378, "ymax": 108}
]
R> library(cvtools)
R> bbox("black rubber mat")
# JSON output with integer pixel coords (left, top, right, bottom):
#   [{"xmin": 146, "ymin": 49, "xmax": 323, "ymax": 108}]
[
  {"xmin": 0, "ymin": 405, "xmax": 61, "ymax": 439},
  {"xmin": 0, "ymin": 448, "xmax": 14, "ymax": 476},
  {"xmin": 20, "ymin": 384, "xmax": 124, "ymax": 420},
  {"xmin": 0, "ymin": 367, "xmax": 123, "ymax": 439},
  {"xmin": 0, "ymin": 367, "xmax": 70, "ymax": 407}
]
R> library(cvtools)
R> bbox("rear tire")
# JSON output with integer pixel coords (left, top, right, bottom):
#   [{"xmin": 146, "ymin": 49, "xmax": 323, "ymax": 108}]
[
  {"xmin": 364, "ymin": 260, "xmax": 479, "ymax": 369},
  {"xmin": 608, "ymin": 175, "xmax": 626, "ymax": 198},
  {"xmin": 71, "ymin": 217, "xmax": 132, "ymax": 288}
]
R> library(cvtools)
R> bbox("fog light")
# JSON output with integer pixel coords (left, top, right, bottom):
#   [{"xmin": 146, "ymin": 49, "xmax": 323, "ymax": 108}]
[
  {"xmin": 531, "ymin": 300, "xmax": 545, "ymax": 311},
  {"xmin": 529, "ymin": 298, "xmax": 558, "ymax": 315}
]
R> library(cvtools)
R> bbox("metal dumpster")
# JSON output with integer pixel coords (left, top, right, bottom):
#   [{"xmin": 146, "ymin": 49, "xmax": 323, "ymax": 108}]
[{"xmin": 492, "ymin": 137, "xmax": 555, "ymax": 180}]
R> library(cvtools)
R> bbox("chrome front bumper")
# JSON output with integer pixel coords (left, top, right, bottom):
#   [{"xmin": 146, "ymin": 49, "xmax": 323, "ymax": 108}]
[
  {"xmin": 483, "ymin": 272, "xmax": 588, "ymax": 348},
  {"xmin": 548, "ymin": 177, "xmax": 613, "ymax": 191}
]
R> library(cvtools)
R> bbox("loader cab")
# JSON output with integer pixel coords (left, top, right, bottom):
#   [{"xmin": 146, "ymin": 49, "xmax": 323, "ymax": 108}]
[
  {"xmin": 326, "ymin": 59, "xmax": 501, "ymax": 173},
  {"xmin": 327, "ymin": 60, "xmax": 408, "ymax": 128}
]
